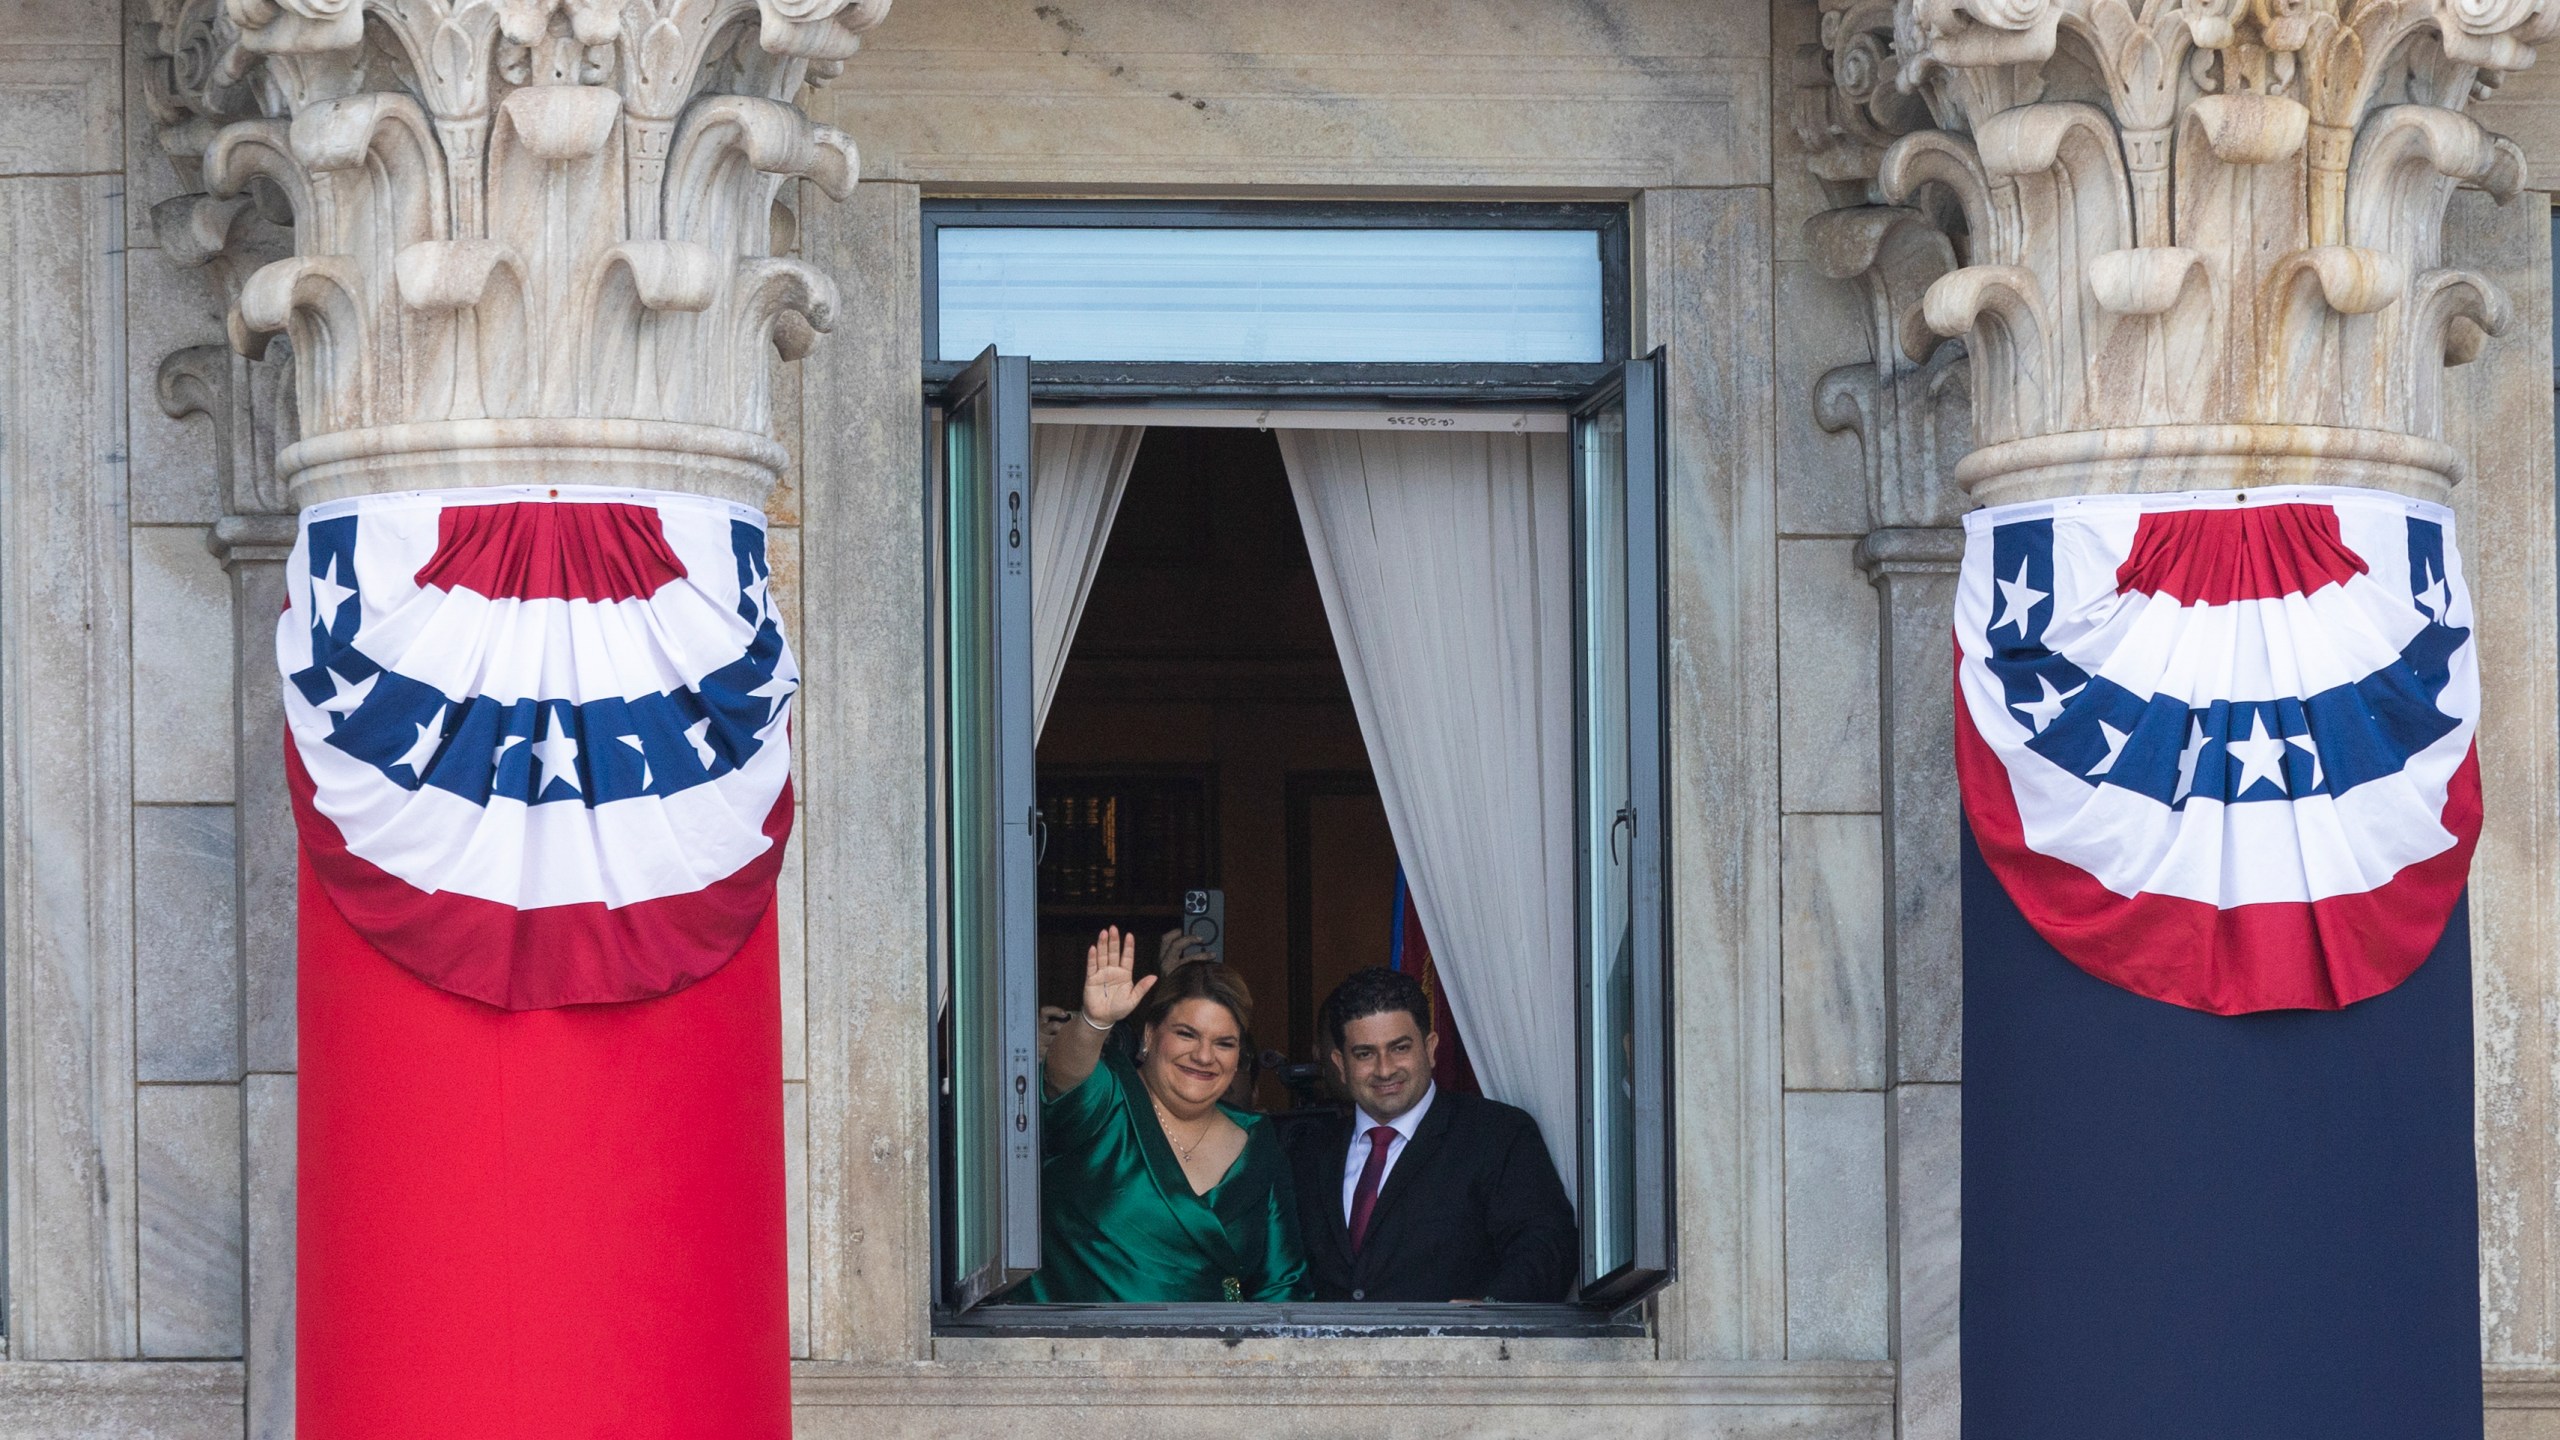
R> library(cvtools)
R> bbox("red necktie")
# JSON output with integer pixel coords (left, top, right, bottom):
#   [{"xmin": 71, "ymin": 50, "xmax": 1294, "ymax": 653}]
[{"xmin": 1347, "ymin": 1125, "xmax": 1398, "ymax": 1253}]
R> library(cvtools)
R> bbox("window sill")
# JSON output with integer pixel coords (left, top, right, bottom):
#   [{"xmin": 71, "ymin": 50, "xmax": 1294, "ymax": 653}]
[
  {"xmin": 934, "ymin": 1301, "xmax": 1643, "ymax": 1340},
  {"xmin": 793, "ymin": 1356, "xmax": 1898, "ymax": 1412}
]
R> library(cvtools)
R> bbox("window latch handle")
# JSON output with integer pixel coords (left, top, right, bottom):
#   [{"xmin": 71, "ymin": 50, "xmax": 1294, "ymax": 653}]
[
  {"xmin": 1610, "ymin": 805, "xmax": 1636, "ymax": 865},
  {"xmin": 1030, "ymin": 806, "xmax": 1049, "ymax": 865}
]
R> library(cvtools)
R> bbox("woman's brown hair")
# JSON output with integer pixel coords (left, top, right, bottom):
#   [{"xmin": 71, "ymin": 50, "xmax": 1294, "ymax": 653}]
[{"xmin": 1136, "ymin": 958, "xmax": 1254, "ymax": 1040}]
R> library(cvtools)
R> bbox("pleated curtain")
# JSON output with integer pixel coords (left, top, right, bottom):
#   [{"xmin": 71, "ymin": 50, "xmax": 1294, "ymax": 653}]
[
  {"xmin": 1275, "ymin": 428, "xmax": 1580, "ymax": 1188},
  {"xmin": 1030, "ymin": 423, "xmax": 1146, "ymax": 737}
]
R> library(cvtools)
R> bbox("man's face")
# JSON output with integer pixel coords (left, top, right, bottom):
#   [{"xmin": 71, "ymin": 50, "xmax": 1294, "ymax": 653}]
[{"xmin": 1329, "ymin": 1009, "xmax": 1438, "ymax": 1123}]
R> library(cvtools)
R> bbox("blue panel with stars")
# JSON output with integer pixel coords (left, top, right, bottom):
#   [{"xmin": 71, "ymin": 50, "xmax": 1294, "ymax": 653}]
[
  {"xmin": 732, "ymin": 519, "xmax": 773, "ymax": 629},
  {"xmin": 1984, "ymin": 518, "xmax": 2098, "ymax": 742},
  {"xmin": 298, "ymin": 523, "xmax": 799, "ymax": 811},
  {"xmin": 318, "ymin": 647, "xmax": 792, "ymax": 810},
  {"xmin": 1983, "ymin": 516, "xmax": 2467, "ymax": 810}
]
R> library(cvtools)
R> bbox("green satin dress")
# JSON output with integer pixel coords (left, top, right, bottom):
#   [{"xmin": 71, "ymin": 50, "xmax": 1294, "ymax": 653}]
[{"xmin": 1017, "ymin": 1048, "xmax": 1311, "ymax": 1303}]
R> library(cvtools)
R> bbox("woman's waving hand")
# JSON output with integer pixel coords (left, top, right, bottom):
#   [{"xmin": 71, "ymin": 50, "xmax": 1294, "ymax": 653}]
[{"xmin": 1045, "ymin": 927, "xmax": 1155, "ymax": 1096}]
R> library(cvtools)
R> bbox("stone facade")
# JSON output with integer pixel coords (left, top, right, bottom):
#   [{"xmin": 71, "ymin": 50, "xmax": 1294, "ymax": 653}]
[{"xmin": 0, "ymin": 1, "xmax": 2554, "ymax": 1436}]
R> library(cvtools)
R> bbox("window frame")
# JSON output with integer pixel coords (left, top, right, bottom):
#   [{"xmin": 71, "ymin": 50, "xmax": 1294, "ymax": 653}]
[
  {"xmin": 922, "ymin": 201, "xmax": 1670, "ymax": 1339},
  {"xmin": 1569, "ymin": 353, "xmax": 1675, "ymax": 1308},
  {"xmin": 928, "ymin": 348, "xmax": 1045, "ymax": 1310}
]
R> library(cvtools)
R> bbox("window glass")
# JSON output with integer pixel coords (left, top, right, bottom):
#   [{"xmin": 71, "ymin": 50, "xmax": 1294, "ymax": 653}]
[
  {"xmin": 935, "ymin": 227, "xmax": 1606, "ymax": 364},
  {"xmin": 1577, "ymin": 394, "xmax": 1641, "ymax": 1276},
  {"xmin": 942, "ymin": 377, "xmax": 1004, "ymax": 1296},
  {"xmin": 1571, "ymin": 355, "xmax": 1670, "ymax": 1307},
  {"xmin": 938, "ymin": 351, "xmax": 1043, "ymax": 1308}
]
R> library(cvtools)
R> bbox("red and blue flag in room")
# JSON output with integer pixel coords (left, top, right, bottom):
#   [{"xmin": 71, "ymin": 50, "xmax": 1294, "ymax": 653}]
[
  {"xmin": 280, "ymin": 486, "xmax": 796, "ymax": 1439},
  {"xmin": 1953, "ymin": 486, "xmax": 2486, "ymax": 1440}
]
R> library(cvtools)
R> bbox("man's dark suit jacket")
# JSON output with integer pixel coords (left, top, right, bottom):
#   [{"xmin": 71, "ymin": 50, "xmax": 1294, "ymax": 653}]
[{"xmin": 1285, "ymin": 1091, "xmax": 1578, "ymax": 1303}]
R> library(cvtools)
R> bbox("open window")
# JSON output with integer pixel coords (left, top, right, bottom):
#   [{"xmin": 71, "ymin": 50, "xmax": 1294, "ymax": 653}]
[
  {"xmin": 932, "ymin": 347, "xmax": 1040, "ymax": 1307},
  {"xmin": 925, "ymin": 203, "xmax": 1669, "ymax": 1332},
  {"xmin": 1571, "ymin": 356, "xmax": 1671, "ymax": 1308}
]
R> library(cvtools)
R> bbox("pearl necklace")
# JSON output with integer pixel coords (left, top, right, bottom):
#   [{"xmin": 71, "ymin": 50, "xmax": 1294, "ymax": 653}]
[{"xmin": 1150, "ymin": 1093, "xmax": 1215, "ymax": 1164}]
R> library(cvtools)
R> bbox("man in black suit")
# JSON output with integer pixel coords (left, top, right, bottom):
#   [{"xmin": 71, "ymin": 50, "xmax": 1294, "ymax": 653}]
[{"xmin": 1285, "ymin": 967, "xmax": 1577, "ymax": 1303}]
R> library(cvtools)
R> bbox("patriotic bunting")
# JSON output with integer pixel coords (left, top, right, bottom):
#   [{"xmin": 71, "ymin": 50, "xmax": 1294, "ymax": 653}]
[
  {"xmin": 279, "ymin": 485, "xmax": 797, "ymax": 1009},
  {"xmin": 1954, "ymin": 485, "xmax": 2481, "ymax": 1014}
]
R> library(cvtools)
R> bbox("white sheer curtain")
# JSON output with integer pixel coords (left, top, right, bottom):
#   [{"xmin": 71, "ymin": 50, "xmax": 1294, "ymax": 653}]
[
  {"xmin": 1030, "ymin": 424, "xmax": 1145, "ymax": 737},
  {"xmin": 1276, "ymin": 428, "xmax": 1579, "ymax": 1187}
]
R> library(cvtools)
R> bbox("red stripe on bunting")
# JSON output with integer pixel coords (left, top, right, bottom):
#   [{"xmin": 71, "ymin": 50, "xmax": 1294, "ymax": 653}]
[
  {"xmin": 1954, "ymin": 684, "xmax": 2479, "ymax": 1014},
  {"xmin": 285, "ymin": 739, "xmax": 790, "ymax": 1010},
  {"xmin": 2113, "ymin": 503, "xmax": 2370, "ymax": 604},
  {"xmin": 413, "ymin": 500, "xmax": 690, "ymax": 602}
]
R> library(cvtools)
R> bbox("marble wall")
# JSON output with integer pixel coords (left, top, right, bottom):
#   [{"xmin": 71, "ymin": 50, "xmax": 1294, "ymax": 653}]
[
  {"xmin": 2420, "ymin": 65, "xmax": 2560, "ymax": 1433},
  {"xmin": 0, "ymin": 0, "xmax": 2553, "ymax": 1435},
  {"xmin": 810, "ymin": 0, "xmax": 1770, "ymax": 192},
  {"xmin": 1, "ymin": 0, "xmax": 255, "ymax": 1426},
  {"xmin": 5, "ymin": 0, "xmax": 139, "ymax": 1368},
  {"xmin": 2440, "ymin": 184, "xmax": 2560, "ymax": 1429}
]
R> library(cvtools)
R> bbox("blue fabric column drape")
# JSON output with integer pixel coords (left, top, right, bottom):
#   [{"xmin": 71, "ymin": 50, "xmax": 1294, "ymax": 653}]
[{"xmin": 1961, "ymin": 831, "xmax": 2483, "ymax": 1439}]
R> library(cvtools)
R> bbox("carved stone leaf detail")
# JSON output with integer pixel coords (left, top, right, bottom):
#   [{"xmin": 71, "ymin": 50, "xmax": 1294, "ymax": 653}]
[
  {"xmin": 1807, "ymin": 0, "xmax": 2552, "ymax": 507},
  {"xmin": 141, "ymin": 0, "xmax": 891, "ymax": 508}
]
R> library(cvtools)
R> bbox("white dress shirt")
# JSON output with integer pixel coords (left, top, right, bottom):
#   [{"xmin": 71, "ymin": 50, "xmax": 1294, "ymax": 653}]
[{"xmin": 1340, "ymin": 1083, "xmax": 1437, "ymax": 1224}]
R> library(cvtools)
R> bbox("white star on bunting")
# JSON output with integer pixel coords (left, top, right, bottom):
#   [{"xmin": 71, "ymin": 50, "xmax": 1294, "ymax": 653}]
[
  {"xmin": 532, "ymin": 729, "xmax": 582, "ymax": 795},
  {"xmin": 2288, "ymin": 729, "xmax": 2324, "ymax": 791},
  {"xmin": 749, "ymin": 671, "xmax": 797, "ymax": 727},
  {"xmin": 396, "ymin": 707, "xmax": 445, "ymax": 779},
  {"xmin": 2172, "ymin": 717, "xmax": 2209, "ymax": 803},
  {"xmin": 310, "ymin": 557, "xmax": 357, "ymax": 621},
  {"xmin": 2226, "ymin": 712, "xmax": 2290, "ymax": 797},
  {"xmin": 2013, "ymin": 674, "xmax": 2083, "ymax": 734},
  {"xmin": 1992, "ymin": 555, "xmax": 2048, "ymax": 639},
  {"xmin": 684, "ymin": 717, "xmax": 718, "ymax": 769},
  {"xmin": 2416, "ymin": 563, "xmax": 2451, "ymax": 627},
  {"xmin": 318, "ymin": 668, "xmax": 376, "ymax": 724},
  {"xmin": 2088, "ymin": 720, "xmax": 2129, "ymax": 777},
  {"xmin": 620, "ymin": 734, "xmax": 652, "ymax": 790}
]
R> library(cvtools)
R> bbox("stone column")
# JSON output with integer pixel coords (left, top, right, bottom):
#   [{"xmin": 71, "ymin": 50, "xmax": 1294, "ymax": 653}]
[
  {"xmin": 143, "ymin": 0, "xmax": 890, "ymax": 1422},
  {"xmin": 1804, "ymin": 198, "xmax": 1973, "ymax": 1440},
  {"xmin": 1860, "ymin": 526, "xmax": 1966, "ymax": 1440},
  {"xmin": 211, "ymin": 514, "xmax": 299, "ymax": 1440},
  {"xmin": 1800, "ymin": 1, "xmax": 2560, "ymax": 1432},
  {"xmin": 155, "ymin": 327, "xmax": 299, "ymax": 1434}
]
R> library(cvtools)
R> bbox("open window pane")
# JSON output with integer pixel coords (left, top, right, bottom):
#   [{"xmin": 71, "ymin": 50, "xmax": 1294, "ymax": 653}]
[
  {"xmin": 935, "ymin": 226, "xmax": 1606, "ymax": 365},
  {"xmin": 1578, "ymin": 389, "xmax": 1637, "ymax": 1274},
  {"xmin": 937, "ymin": 348, "xmax": 1042, "ymax": 1308},
  {"xmin": 1572, "ymin": 353, "xmax": 1671, "ymax": 1305}
]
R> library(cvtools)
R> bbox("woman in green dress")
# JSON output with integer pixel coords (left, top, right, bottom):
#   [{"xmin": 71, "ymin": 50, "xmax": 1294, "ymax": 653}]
[{"xmin": 1019, "ymin": 927, "xmax": 1311, "ymax": 1303}]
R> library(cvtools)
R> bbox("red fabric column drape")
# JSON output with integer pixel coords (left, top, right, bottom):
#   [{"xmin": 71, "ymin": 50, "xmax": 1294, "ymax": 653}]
[{"xmin": 296, "ymin": 856, "xmax": 790, "ymax": 1439}]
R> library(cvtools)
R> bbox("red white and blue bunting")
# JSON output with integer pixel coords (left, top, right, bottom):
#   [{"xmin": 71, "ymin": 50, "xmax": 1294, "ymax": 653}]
[
  {"xmin": 279, "ymin": 485, "xmax": 797, "ymax": 1010},
  {"xmin": 1954, "ymin": 485, "xmax": 2481, "ymax": 1014}
]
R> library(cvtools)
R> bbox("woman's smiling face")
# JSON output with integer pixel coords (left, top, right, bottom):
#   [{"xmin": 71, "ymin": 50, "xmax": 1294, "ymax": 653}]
[{"xmin": 1143, "ymin": 997, "xmax": 1242, "ymax": 1110}]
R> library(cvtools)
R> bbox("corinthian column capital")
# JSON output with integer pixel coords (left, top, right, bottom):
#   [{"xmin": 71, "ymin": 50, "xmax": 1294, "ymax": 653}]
[
  {"xmin": 143, "ymin": 0, "xmax": 890, "ymax": 508},
  {"xmin": 1803, "ymin": 0, "xmax": 2556, "ymax": 505}
]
